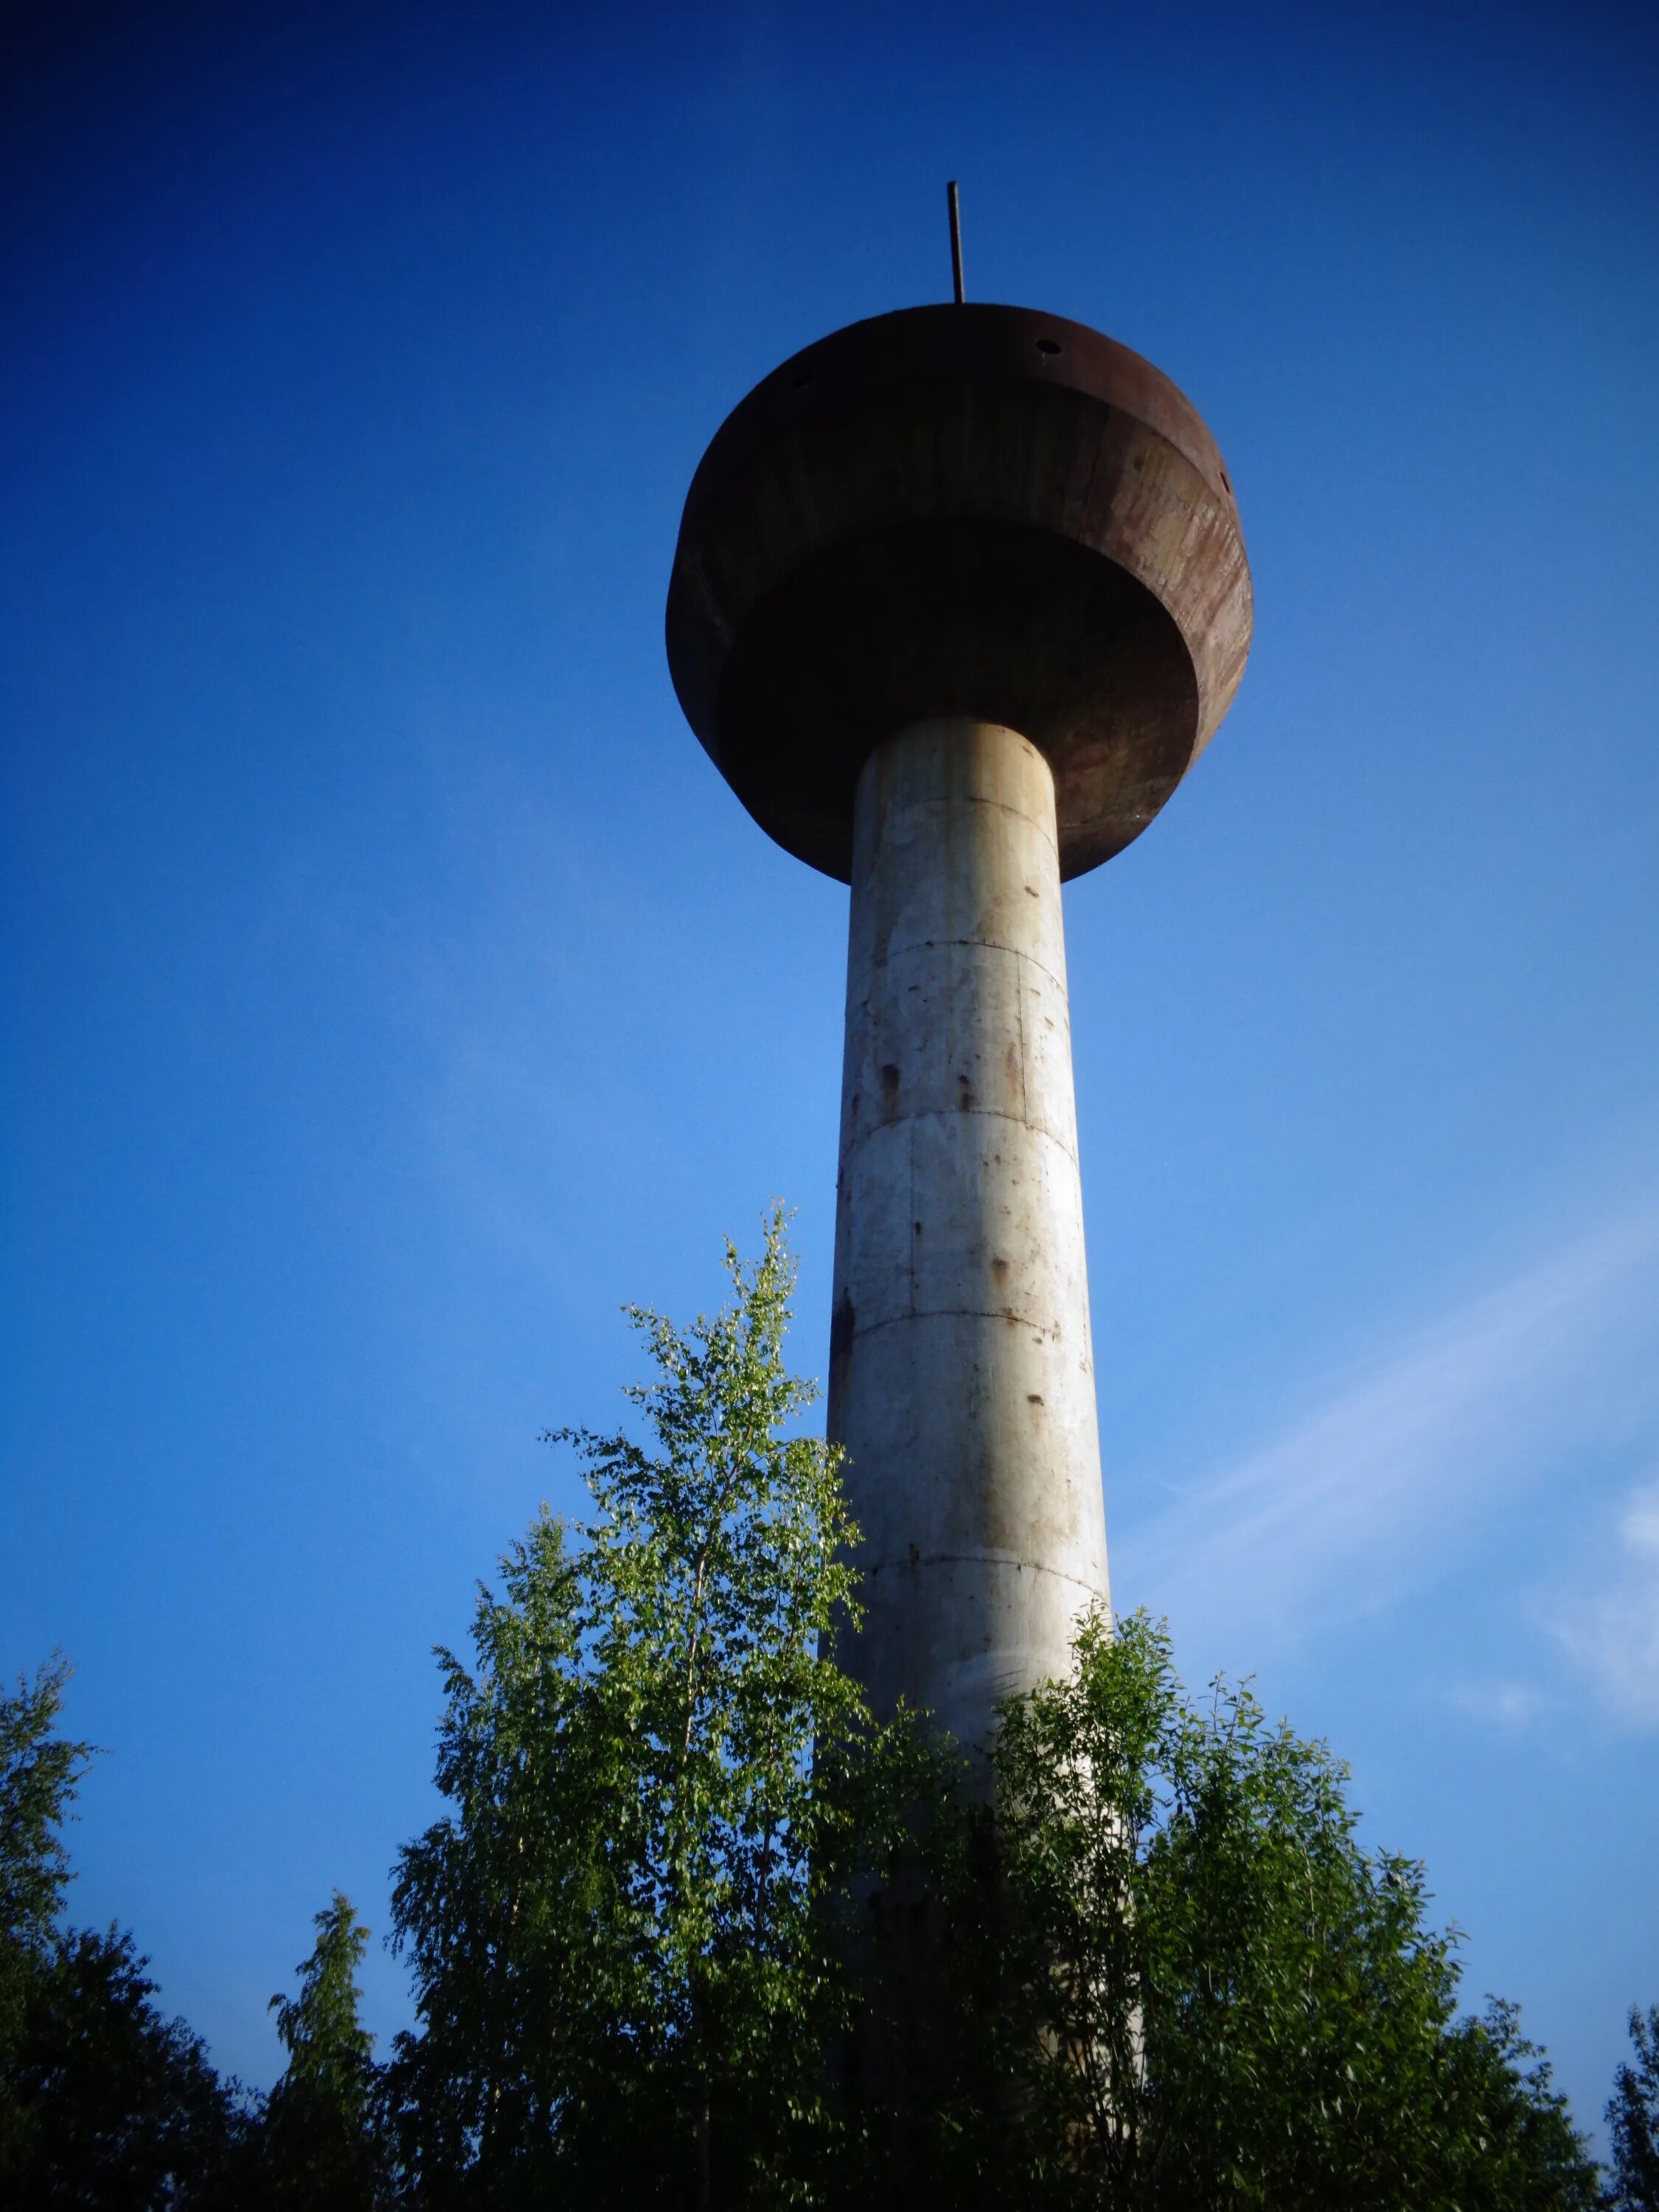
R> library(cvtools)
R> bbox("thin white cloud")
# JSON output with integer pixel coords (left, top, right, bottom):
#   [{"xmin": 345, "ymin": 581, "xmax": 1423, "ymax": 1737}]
[
  {"xmin": 1118, "ymin": 1197, "xmax": 1659, "ymax": 1667},
  {"xmin": 1447, "ymin": 1678, "xmax": 1553, "ymax": 1733},
  {"xmin": 1545, "ymin": 1483, "xmax": 1659, "ymax": 1729}
]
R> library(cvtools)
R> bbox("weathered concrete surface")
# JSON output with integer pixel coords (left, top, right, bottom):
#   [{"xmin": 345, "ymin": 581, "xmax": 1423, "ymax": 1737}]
[{"xmin": 829, "ymin": 717, "xmax": 1108, "ymax": 1759}]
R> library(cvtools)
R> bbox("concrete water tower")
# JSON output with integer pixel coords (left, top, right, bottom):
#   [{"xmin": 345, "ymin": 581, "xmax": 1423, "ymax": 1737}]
[{"xmin": 665, "ymin": 201, "xmax": 1251, "ymax": 1756}]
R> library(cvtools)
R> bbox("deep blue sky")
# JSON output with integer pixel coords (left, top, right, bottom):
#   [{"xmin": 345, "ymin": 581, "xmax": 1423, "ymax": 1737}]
[{"xmin": 4, "ymin": 0, "xmax": 1655, "ymax": 2133}]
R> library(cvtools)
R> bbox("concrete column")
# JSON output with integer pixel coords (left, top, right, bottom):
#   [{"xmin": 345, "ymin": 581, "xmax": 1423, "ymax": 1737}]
[{"xmin": 829, "ymin": 717, "xmax": 1109, "ymax": 1760}]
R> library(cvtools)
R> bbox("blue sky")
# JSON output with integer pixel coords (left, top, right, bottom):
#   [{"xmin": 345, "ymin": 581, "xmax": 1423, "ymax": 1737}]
[{"xmin": 3, "ymin": 0, "xmax": 1655, "ymax": 2135}]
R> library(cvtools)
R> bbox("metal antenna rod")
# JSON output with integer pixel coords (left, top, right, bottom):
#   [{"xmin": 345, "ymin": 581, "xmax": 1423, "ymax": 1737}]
[{"xmin": 947, "ymin": 180, "xmax": 965, "ymax": 303}]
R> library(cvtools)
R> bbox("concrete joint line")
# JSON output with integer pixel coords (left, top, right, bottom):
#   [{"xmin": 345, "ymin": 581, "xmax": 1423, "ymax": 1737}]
[
  {"xmin": 862, "ymin": 939, "xmax": 1071, "ymax": 1001},
  {"xmin": 863, "ymin": 1554, "xmax": 1105, "ymax": 1597},
  {"xmin": 840, "ymin": 1105, "xmax": 1080, "ymax": 1169},
  {"xmin": 881, "ymin": 790, "xmax": 1061, "ymax": 856},
  {"xmin": 843, "ymin": 1303, "xmax": 1082, "ymax": 1345}
]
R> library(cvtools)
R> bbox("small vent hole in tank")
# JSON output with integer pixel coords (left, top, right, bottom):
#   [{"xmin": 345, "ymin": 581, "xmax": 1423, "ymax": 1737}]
[{"xmin": 1035, "ymin": 337, "xmax": 1061, "ymax": 356}]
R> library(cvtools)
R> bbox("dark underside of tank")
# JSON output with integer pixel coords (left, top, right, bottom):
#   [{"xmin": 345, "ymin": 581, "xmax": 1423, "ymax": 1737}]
[{"xmin": 703, "ymin": 515, "xmax": 1198, "ymax": 882}]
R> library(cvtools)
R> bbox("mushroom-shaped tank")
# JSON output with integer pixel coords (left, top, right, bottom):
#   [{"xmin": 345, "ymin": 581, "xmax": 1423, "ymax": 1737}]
[{"xmin": 666, "ymin": 302, "xmax": 1252, "ymax": 882}]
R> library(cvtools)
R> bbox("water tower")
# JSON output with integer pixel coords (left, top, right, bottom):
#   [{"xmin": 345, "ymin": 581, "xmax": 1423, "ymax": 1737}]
[{"xmin": 665, "ymin": 202, "xmax": 1251, "ymax": 1756}]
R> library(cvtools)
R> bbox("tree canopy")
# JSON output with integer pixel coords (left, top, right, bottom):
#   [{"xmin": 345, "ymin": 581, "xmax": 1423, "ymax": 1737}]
[
  {"xmin": 1607, "ymin": 2005, "xmax": 1659, "ymax": 2212},
  {"xmin": 0, "ymin": 1219, "xmax": 1642, "ymax": 2208},
  {"xmin": 1, "ymin": 1660, "xmax": 251, "ymax": 2207},
  {"xmin": 908, "ymin": 1607, "xmax": 1602, "ymax": 2210},
  {"xmin": 264, "ymin": 1892, "xmax": 386, "ymax": 2208},
  {"xmin": 383, "ymin": 1211, "xmax": 920, "ymax": 2205}
]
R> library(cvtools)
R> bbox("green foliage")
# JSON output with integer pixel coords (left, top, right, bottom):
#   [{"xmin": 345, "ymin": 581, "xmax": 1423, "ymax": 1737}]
[
  {"xmin": 1, "ymin": 1658, "xmax": 96, "ymax": 2081},
  {"xmin": 1607, "ymin": 2005, "xmax": 1659, "ymax": 2211},
  {"xmin": 1433, "ymin": 1997, "xmax": 1602, "ymax": 2212},
  {"xmin": 1, "ymin": 1921, "xmax": 251, "ymax": 2206},
  {"xmin": 0, "ymin": 1231, "xmax": 1631, "ymax": 2211},
  {"xmin": 912, "ymin": 1608, "xmax": 1601, "ymax": 2211},
  {"xmin": 0, "ymin": 1662, "xmax": 253, "ymax": 2205},
  {"xmin": 384, "ymin": 1211, "xmax": 917, "ymax": 2205},
  {"xmin": 263, "ymin": 1892, "xmax": 387, "ymax": 2208}
]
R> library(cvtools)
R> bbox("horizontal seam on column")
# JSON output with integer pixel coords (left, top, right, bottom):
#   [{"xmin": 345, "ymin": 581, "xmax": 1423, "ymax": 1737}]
[
  {"xmin": 866, "ymin": 936, "xmax": 1067, "ymax": 996},
  {"xmin": 874, "ymin": 791, "xmax": 1060, "ymax": 853},
  {"xmin": 860, "ymin": 1554, "xmax": 1105, "ymax": 1596},
  {"xmin": 841, "ymin": 1105, "xmax": 1079, "ymax": 1166},
  {"xmin": 841, "ymin": 1304, "xmax": 1077, "ymax": 1341}
]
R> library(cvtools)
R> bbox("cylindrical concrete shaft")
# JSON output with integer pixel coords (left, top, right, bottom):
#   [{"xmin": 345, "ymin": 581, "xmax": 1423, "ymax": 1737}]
[{"xmin": 828, "ymin": 718, "xmax": 1110, "ymax": 1758}]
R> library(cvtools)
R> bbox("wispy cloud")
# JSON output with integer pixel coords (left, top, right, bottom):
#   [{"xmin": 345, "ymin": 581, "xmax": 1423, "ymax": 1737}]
[
  {"xmin": 1118, "ymin": 1196, "xmax": 1659, "ymax": 1671},
  {"xmin": 1545, "ymin": 1482, "xmax": 1659, "ymax": 1729},
  {"xmin": 1446, "ymin": 1677, "xmax": 1554, "ymax": 1733}
]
